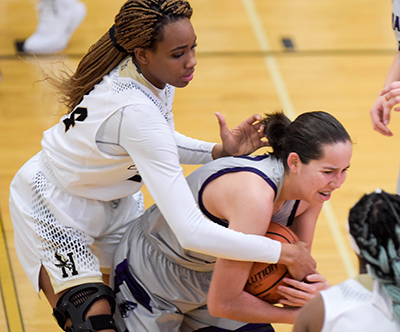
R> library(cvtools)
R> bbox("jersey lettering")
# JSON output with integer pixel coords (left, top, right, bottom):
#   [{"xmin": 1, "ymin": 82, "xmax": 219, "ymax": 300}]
[
  {"xmin": 246, "ymin": 264, "xmax": 278, "ymax": 286},
  {"xmin": 54, "ymin": 251, "xmax": 79, "ymax": 278},
  {"xmin": 63, "ymin": 107, "xmax": 88, "ymax": 132}
]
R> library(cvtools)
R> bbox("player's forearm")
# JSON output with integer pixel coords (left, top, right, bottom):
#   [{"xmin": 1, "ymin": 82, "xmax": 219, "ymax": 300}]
[
  {"xmin": 211, "ymin": 143, "xmax": 229, "ymax": 159},
  {"xmin": 384, "ymin": 53, "xmax": 400, "ymax": 86},
  {"xmin": 208, "ymin": 291, "xmax": 298, "ymax": 324}
]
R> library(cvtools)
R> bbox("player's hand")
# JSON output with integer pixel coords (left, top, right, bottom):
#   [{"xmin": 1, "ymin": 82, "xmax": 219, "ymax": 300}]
[
  {"xmin": 372, "ymin": 81, "xmax": 400, "ymax": 136},
  {"xmin": 370, "ymin": 95, "xmax": 393, "ymax": 136},
  {"xmin": 279, "ymin": 242, "xmax": 316, "ymax": 281},
  {"xmin": 215, "ymin": 112, "xmax": 269, "ymax": 157},
  {"xmin": 381, "ymin": 81, "xmax": 400, "ymax": 113},
  {"xmin": 276, "ymin": 273, "xmax": 330, "ymax": 307}
]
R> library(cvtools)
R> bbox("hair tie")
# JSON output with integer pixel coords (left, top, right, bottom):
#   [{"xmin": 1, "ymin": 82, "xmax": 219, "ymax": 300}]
[{"xmin": 109, "ymin": 25, "xmax": 128, "ymax": 53}]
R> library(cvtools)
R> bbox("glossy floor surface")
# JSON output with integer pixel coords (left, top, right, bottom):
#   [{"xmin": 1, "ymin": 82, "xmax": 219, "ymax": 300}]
[{"xmin": 0, "ymin": 0, "xmax": 398, "ymax": 331}]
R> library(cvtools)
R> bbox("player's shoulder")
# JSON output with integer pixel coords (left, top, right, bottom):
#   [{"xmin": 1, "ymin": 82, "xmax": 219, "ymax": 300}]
[{"xmin": 321, "ymin": 278, "xmax": 372, "ymax": 310}]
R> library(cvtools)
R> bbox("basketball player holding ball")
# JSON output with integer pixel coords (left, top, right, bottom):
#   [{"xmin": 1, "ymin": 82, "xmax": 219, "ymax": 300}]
[{"xmin": 112, "ymin": 110, "xmax": 352, "ymax": 331}]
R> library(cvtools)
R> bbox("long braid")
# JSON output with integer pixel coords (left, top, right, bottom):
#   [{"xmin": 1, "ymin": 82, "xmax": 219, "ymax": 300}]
[
  {"xmin": 349, "ymin": 191, "xmax": 400, "ymax": 322},
  {"xmin": 51, "ymin": 0, "xmax": 192, "ymax": 112}
]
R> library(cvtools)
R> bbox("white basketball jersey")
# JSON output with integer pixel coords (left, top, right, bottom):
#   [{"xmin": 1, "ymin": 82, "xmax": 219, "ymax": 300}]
[
  {"xmin": 40, "ymin": 57, "xmax": 175, "ymax": 200},
  {"xmin": 321, "ymin": 278, "xmax": 400, "ymax": 332}
]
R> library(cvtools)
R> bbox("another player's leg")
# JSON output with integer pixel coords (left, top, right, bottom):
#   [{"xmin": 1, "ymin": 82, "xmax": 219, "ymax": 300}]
[
  {"xmin": 15, "ymin": 0, "xmax": 86, "ymax": 54},
  {"xmin": 40, "ymin": 266, "xmax": 117, "ymax": 331}
]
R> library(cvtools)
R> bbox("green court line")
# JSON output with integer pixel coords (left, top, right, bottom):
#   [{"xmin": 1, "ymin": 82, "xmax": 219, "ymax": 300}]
[{"xmin": 0, "ymin": 210, "xmax": 24, "ymax": 332}]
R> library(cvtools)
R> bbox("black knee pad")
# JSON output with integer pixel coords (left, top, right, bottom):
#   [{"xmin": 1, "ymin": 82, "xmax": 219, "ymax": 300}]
[{"xmin": 53, "ymin": 283, "xmax": 117, "ymax": 332}]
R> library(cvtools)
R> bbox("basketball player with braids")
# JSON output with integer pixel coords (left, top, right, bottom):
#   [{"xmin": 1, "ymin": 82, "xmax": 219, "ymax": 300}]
[
  {"xmin": 293, "ymin": 189, "xmax": 400, "ymax": 332},
  {"xmin": 9, "ymin": 1, "xmax": 316, "ymax": 331},
  {"xmin": 112, "ymin": 110, "xmax": 352, "ymax": 331}
]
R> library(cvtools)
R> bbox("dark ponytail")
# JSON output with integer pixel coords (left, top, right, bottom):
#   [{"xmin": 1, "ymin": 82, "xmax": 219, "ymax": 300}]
[{"xmin": 261, "ymin": 110, "xmax": 351, "ymax": 168}]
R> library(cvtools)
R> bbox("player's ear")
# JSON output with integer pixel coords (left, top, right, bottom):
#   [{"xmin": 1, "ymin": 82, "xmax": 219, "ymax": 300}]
[
  {"xmin": 133, "ymin": 47, "xmax": 149, "ymax": 65},
  {"xmin": 287, "ymin": 152, "xmax": 301, "ymax": 173}
]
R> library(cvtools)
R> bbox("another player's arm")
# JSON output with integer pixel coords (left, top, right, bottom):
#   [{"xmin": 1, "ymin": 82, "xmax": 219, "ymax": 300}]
[
  {"xmin": 370, "ymin": 53, "xmax": 400, "ymax": 136},
  {"xmin": 292, "ymin": 294, "xmax": 325, "ymax": 332},
  {"xmin": 204, "ymin": 172, "xmax": 299, "ymax": 324}
]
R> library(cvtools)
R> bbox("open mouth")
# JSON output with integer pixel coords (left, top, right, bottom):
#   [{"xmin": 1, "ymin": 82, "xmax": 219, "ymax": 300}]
[{"xmin": 319, "ymin": 191, "xmax": 332, "ymax": 200}]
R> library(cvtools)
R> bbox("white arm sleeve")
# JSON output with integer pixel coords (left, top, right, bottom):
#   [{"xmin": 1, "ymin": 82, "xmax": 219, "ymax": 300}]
[
  {"xmin": 173, "ymin": 131, "xmax": 216, "ymax": 165},
  {"xmin": 119, "ymin": 105, "xmax": 281, "ymax": 263}
]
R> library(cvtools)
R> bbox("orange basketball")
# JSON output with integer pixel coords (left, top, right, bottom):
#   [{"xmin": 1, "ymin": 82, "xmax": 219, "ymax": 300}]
[{"xmin": 244, "ymin": 222, "xmax": 299, "ymax": 304}]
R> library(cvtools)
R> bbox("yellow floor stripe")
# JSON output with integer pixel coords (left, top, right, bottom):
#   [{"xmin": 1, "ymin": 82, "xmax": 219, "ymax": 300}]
[{"xmin": 0, "ymin": 210, "xmax": 24, "ymax": 332}]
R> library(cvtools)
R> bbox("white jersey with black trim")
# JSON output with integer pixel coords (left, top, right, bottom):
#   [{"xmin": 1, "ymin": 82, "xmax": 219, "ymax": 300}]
[
  {"xmin": 140, "ymin": 154, "xmax": 296, "ymax": 270},
  {"xmin": 41, "ymin": 56, "xmax": 215, "ymax": 201},
  {"xmin": 36, "ymin": 56, "xmax": 284, "ymax": 264},
  {"xmin": 393, "ymin": 0, "xmax": 400, "ymax": 50},
  {"xmin": 321, "ymin": 278, "xmax": 400, "ymax": 332}
]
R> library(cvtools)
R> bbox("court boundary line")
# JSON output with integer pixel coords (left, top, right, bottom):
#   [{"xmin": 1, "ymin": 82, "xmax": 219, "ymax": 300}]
[
  {"xmin": 0, "ymin": 210, "xmax": 25, "ymax": 332},
  {"xmin": 242, "ymin": 0, "xmax": 357, "ymax": 278}
]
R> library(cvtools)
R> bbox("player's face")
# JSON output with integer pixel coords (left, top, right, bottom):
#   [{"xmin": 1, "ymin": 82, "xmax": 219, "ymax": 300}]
[
  {"xmin": 296, "ymin": 141, "xmax": 352, "ymax": 204},
  {"xmin": 141, "ymin": 18, "xmax": 197, "ymax": 89}
]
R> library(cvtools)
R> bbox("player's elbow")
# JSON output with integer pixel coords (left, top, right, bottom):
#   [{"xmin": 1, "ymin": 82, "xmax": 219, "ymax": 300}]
[
  {"xmin": 207, "ymin": 294, "xmax": 231, "ymax": 319},
  {"xmin": 207, "ymin": 301, "xmax": 227, "ymax": 318},
  {"xmin": 176, "ymin": 236, "xmax": 193, "ymax": 251},
  {"xmin": 175, "ymin": 231, "xmax": 201, "ymax": 252}
]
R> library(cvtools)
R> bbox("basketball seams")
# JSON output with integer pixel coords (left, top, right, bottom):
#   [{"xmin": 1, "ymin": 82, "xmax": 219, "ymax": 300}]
[
  {"xmin": 266, "ymin": 222, "xmax": 298, "ymax": 243},
  {"xmin": 245, "ymin": 222, "xmax": 298, "ymax": 304},
  {"xmin": 253, "ymin": 270, "xmax": 290, "ymax": 297},
  {"xmin": 266, "ymin": 232, "xmax": 292, "ymax": 244}
]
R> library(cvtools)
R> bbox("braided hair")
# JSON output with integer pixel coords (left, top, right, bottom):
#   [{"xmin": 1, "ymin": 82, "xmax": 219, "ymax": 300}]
[
  {"xmin": 52, "ymin": 0, "xmax": 193, "ymax": 112},
  {"xmin": 261, "ymin": 110, "xmax": 351, "ymax": 169},
  {"xmin": 349, "ymin": 190, "xmax": 400, "ymax": 322}
]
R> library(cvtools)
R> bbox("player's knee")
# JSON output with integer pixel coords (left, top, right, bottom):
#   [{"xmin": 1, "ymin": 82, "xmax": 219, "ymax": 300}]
[{"xmin": 53, "ymin": 283, "xmax": 117, "ymax": 331}]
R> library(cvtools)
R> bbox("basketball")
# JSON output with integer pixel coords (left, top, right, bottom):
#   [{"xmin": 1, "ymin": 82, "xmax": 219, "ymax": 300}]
[{"xmin": 244, "ymin": 222, "xmax": 299, "ymax": 304}]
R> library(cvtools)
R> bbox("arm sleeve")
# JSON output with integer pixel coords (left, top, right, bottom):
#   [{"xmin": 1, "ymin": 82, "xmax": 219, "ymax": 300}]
[
  {"xmin": 173, "ymin": 131, "xmax": 216, "ymax": 165},
  {"xmin": 119, "ymin": 105, "xmax": 281, "ymax": 263}
]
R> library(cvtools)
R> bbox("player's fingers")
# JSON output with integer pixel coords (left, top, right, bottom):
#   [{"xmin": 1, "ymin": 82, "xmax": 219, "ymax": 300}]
[
  {"xmin": 281, "ymin": 278, "xmax": 307, "ymax": 290},
  {"xmin": 381, "ymin": 82, "xmax": 400, "ymax": 96},
  {"xmin": 303, "ymin": 274, "xmax": 325, "ymax": 283},
  {"xmin": 370, "ymin": 111, "xmax": 392, "ymax": 136},
  {"xmin": 252, "ymin": 122, "xmax": 261, "ymax": 130},
  {"xmin": 382, "ymin": 104, "xmax": 392, "ymax": 126},
  {"xmin": 256, "ymin": 124, "xmax": 267, "ymax": 138},
  {"xmin": 277, "ymin": 288, "xmax": 310, "ymax": 307},
  {"xmin": 373, "ymin": 122, "xmax": 392, "ymax": 136},
  {"xmin": 215, "ymin": 112, "xmax": 227, "ymax": 129},
  {"xmin": 244, "ymin": 113, "xmax": 262, "ymax": 125},
  {"xmin": 385, "ymin": 97, "xmax": 400, "ymax": 112},
  {"xmin": 277, "ymin": 284, "xmax": 309, "ymax": 299},
  {"xmin": 278, "ymin": 298, "xmax": 307, "ymax": 307},
  {"xmin": 215, "ymin": 112, "xmax": 231, "ymax": 141},
  {"xmin": 384, "ymin": 87, "xmax": 400, "ymax": 101}
]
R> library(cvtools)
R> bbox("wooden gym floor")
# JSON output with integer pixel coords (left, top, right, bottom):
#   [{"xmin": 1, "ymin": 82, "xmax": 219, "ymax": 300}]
[{"xmin": 0, "ymin": 0, "xmax": 399, "ymax": 331}]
